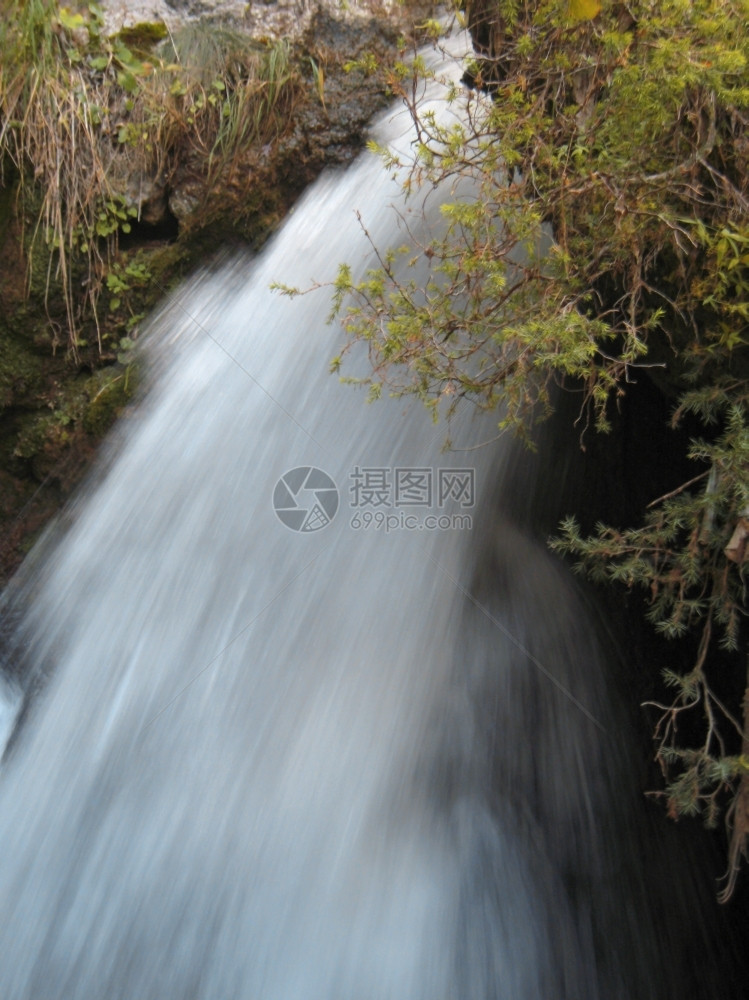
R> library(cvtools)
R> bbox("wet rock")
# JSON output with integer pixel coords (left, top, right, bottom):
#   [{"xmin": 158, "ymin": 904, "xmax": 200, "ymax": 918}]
[
  {"xmin": 125, "ymin": 173, "xmax": 170, "ymax": 226},
  {"xmin": 168, "ymin": 175, "xmax": 205, "ymax": 223}
]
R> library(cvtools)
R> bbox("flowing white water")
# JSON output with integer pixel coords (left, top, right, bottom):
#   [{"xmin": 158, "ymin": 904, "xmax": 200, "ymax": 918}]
[
  {"xmin": 0, "ymin": 673, "xmax": 21, "ymax": 758},
  {"xmin": 0, "ymin": 39, "xmax": 712, "ymax": 1000}
]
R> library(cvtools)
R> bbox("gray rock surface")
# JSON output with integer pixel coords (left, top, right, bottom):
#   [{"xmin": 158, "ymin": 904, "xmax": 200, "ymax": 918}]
[{"xmin": 102, "ymin": 0, "xmax": 399, "ymax": 40}]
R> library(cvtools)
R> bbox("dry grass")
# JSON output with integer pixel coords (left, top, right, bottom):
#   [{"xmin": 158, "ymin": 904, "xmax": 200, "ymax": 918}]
[{"xmin": 0, "ymin": 1, "xmax": 300, "ymax": 358}]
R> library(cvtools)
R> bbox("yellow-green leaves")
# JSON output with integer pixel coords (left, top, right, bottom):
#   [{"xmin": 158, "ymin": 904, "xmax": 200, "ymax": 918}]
[
  {"xmin": 57, "ymin": 7, "xmax": 86, "ymax": 31},
  {"xmin": 567, "ymin": 0, "xmax": 601, "ymax": 21}
]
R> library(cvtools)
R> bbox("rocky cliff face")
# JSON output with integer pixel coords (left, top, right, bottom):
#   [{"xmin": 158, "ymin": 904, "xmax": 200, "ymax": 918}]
[{"xmin": 102, "ymin": 0, "xmax": 401, "ymax": 41}]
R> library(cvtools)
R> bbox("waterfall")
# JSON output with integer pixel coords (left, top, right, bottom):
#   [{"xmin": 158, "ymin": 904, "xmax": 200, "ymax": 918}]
[{"xmin": 0, "ymin": 36, "xmax": 737, "ymax": 1000}]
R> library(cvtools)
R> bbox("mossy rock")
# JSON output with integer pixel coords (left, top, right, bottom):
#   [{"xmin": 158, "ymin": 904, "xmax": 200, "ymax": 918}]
[
  {"xmin": 83, "ymin": 364, "xmax": 139, "ymax": 437},
  {"xmin": 116, "ymin": 21, "xmax": 169, "ymax": 49},
  {"xmin": 12, "ymin": 381, "xmax": 88, "ymax": 461},
  {"xmin": 0, "ymin": 333, "xmax": 43, "ymax": 409}
]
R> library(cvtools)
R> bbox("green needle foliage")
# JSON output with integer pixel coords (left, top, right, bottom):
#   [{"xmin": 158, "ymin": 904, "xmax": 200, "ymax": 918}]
[{"xmin": 330, "ymin": 0, "xmax": 749, "ymax": 895}]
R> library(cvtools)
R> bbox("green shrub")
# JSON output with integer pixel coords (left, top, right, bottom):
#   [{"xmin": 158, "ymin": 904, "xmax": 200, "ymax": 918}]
[{"xmin": 326, "ymin": 0, "xmax": 749, "ymax": 897}]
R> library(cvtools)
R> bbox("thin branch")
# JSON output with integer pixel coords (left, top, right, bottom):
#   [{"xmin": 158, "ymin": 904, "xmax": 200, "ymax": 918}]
[{"xmin": 646, "ymin": 471, "xmax": 710, "ymax": 509}]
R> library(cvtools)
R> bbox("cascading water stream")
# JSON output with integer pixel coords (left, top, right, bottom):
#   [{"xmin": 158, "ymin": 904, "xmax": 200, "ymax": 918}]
[{"xmin": 0, "ymin": 34, "xmax": 738, "ymax": 1000}]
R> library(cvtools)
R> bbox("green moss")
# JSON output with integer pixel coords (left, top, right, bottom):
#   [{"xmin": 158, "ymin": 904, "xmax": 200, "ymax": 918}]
[
  {"xmin": 12, "ymin": 377, "xmax": 86, "ymax": 457},
  {"xmin": 83, "ymin": 364, "xmax": 139, "ymax": 437},
  {"xmin": 0, "ymin": 333, "xmax": 43, "ymax": 408},
  {"xmin": 116, "ymin": 21, "xmax": 169, "ymax": 49}
]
